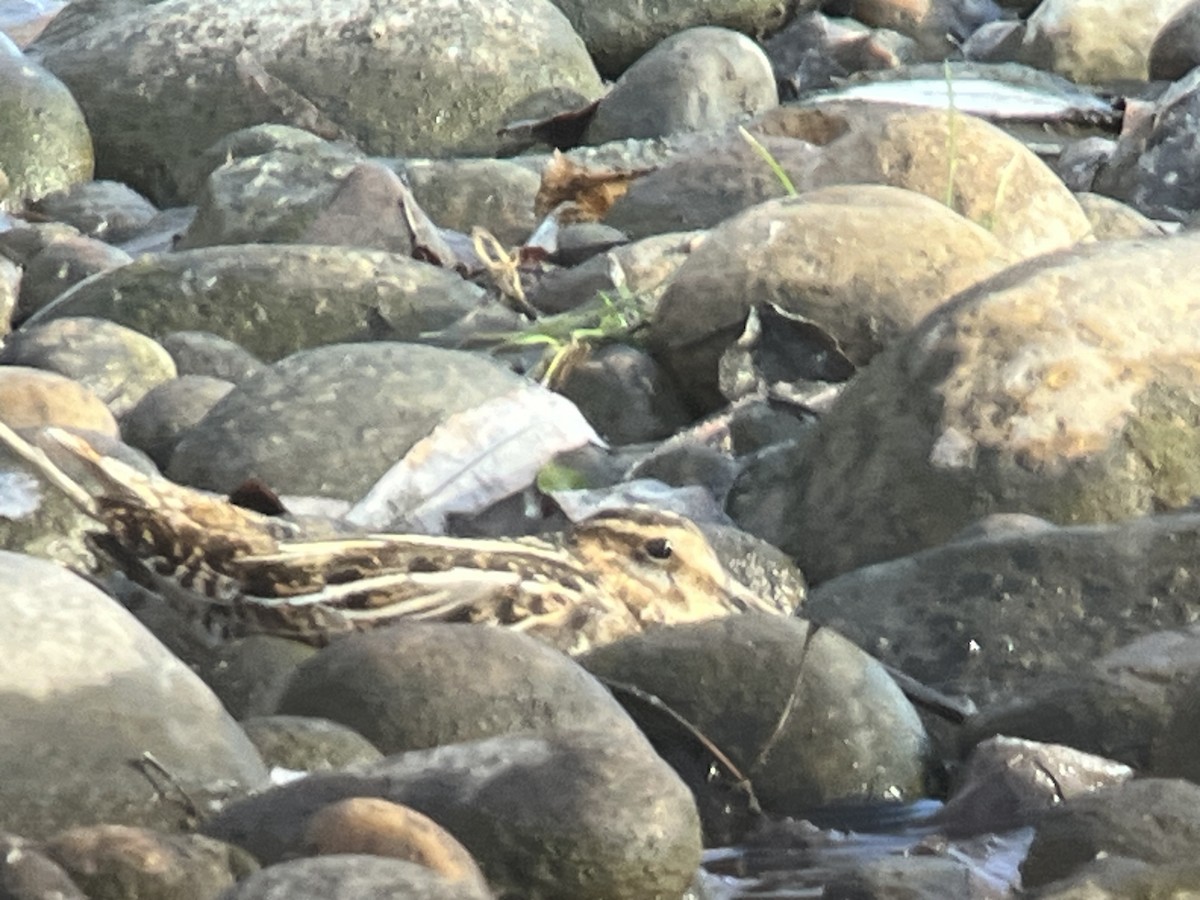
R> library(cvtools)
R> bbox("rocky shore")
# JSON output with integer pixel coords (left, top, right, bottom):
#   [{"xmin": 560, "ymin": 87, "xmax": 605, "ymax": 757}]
[{"xmin": 4, "ymin": 0, "xmax": 1200, "ymax": 897}]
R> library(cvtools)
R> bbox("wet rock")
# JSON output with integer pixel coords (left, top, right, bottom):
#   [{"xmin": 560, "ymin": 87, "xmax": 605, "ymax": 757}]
[
  {"xmin": 585, "ymin": 27, "xmax": 777, "ymax": 145},
  {"xmin": 120, "ymin": 375, "xmax": 235, "ymax": 470},
  {"xmin": 239, "ymin": 716, "xmax": 382, "ymax": 773},
  {"xmin": 26, "ymin": 245, "xmax": 483, "ymax": 361},
  {"xmin": 218, "ymin": 854, "xmax": 491, "ymax": 900},
  {"xmin": 42, "ymin": 825, "xmax": 255, "ymax": 900},
  {"xmin": 303, "ymin": 798, "xmax": 491, "ymax": 895},
  {"xmin": 203, "ymin": 729, "xmax": 702, "ymax": 900},
  {"xmin": 551, "ymin": 0, "xmax": 794, "ymax": 78},
  {"xmin": 166, "ymin": 342, "xmax": 530, "ymax": 499},
  {"xmin": 0, "ymin": 34, "xmax": 91, "ymax": 209},
  {"xmin": 0, "ymin": 365, "xmax": 117, "ymax": 435},
  {"xmin": 1, "ymin": 316, "xmax": 176, "ymax": 416},
  {"xmin": 14, "ymin": 235, "xmax": 132, "ymax": 324},
  {"xmin": 733, "ymin": 232, "xmax": 1200, "ymax": 583},
  {"xmin": 580, "ymin": 615, "xmax": 930, "ymax": 814},
  {"xmin": 1150, "ymin": 0, "xmax": 1200, "ymax": 80},
  {"xmin": 159, "ymin": 332, "xmax": 265, "ymax": 385},
  {"xmin": 650, "ymin": 184, "xmax": 1017, "ymax": 410},
  {"xmin": 1021, "ymin": 778, "xmax": 1200, "ymax": 888},
  {"xmin": 1017, "ymin": 0, "xmax": 1193, "ymax": 82},
  {"xmin": 0, "ymin": 551, "xmax": 268, "ymax": 838},
  {"xmin": 1094, "ymin": 68, "xmax": 1200, "ymax": 222},
  {"xmin": 32, "ymin": 0, "xmax": 603, "ymax": 203},
  {"xmin": 274, "ymin": 623, "xmax": 644, "ymax": 753},
  {"xmin": 29, "ymin": 180, "xmax": 158, "ymax": 243},
  {"xmin": 804, "ymin": 513, "xmax": 1200, "ymax": 703}
]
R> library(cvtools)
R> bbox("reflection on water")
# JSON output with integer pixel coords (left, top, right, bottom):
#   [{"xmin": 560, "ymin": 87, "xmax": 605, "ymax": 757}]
[{"xmin": 692, "ymin": 801, "xmax": 1033, "ymax": 899}]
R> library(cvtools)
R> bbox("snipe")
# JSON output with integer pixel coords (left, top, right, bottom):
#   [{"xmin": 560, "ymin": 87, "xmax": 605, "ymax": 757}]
[{"xmin": 0, "ymin": 422, "xmax": 789, "ymax": 655}]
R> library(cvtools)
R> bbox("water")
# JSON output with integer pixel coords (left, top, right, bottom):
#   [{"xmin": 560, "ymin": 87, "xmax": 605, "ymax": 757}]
[{"xmin": 691, "ymin": 802, "xmax": 1032, "ymax": 898}]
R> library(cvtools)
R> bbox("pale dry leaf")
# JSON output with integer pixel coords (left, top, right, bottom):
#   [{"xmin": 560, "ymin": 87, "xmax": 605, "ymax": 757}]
[{"xmin": 346, "ymin": 384, "xmax": 602, "ymax": 532}]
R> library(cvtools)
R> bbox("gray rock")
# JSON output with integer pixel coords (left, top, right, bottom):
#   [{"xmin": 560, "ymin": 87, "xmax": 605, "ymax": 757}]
[
  {"xmin": 32, "ymin": 0, "xmax": 603, "ymax": 203},
  {"xmin": 15, "ymin": 236, "xmax": 132, "ymax": 324},
  {"xmin": 650, "ymin": 184, "xmax": 1017, "ymax": 410},
  {"xmin": 120, "ymin": 375, "xmax": 235, "ymax": 469},
  {"xmin": 1150, "ymin": 0, "xmax": 1200, "ymax": 80},
  {"xmin": 197, "ymin": 635, "xmax": 318, "ymax": 721},
  {"xmin": 240, "ymin": 716, "xmax": 382, "ymax": 772},
  {"xmin": 177, "ymin": 141, "xmax": 364, "ymax": 248},
  {"xmin": 401, "ymin": 158, "xmax": 540, "ymax": 248},
  {"xmin": 1028, "ymin": 856, "xmax": 1200, "ymax": 900},
  {"xmin": 0, "ymin": 365, "xmax": 117, "ymax": 435},
  {"xmin": 551, "ymin": 0, "xmax": 796, "ymax": 77},
  {"xmin": 204, "ymin": 729, "xmax": 702, "ymax": 900},
  {"xmin": 584, "ymin": 27, "xmax": 777, "ymax": 145},
  {"xmin": 159, "ymin": 332, "xmax": 265, "ymax": 385},
  {"xmin": 0, "ymin": 254, "xmax": 17, "ymax": 333},
  {"xmin": 1017, "ymin": 0, "xmax": 1187, "ymax": 82},
  {"xmin": 301, "ymin": 798, "xmax": 491, "ymax": 896},
  {"xmin": 1074, "ymin": 192, "xmax": 1166, "ymax": 240},
  {"xmin": 42, "ymin": 825, "xmax": 256, "ymax": 900},
  {"xmin": 820, "ymin": 856, "xmax": 989, "ymax": 900},
  {"xmin": 167, "ymin": 342, "xmax": 528, "ymax": 499},
  {"xmin": 1095, "ymin": 68, "xmax": 1200, "ymax": 223},
  {"xmin": 0, "ymin": 832, "xmax": 87, "ymax": 900},
  {"xmin": 0, "ymin": 551, "xmax": 268, "ymax": 838},
  {"xmin": 604, "ymin": 133, "xmax": 820, "ymax": 239},
  {"xmin": 217, "ymin": 855, "xmax": 490, "ymax": 900},
  {"xmin": 0, "ymin": 34, "xmax": 91, "ymax": 209},
  {"xmin": 734, "ymin": 232, "xmax": 1200, "ymax": 583},
  {"xmin": 932, "ymin": 736, "xmax": 1133, "ymax": 838},
  {"xmin": 804, "ymin": 513, "xmax": 1200, "ymax": 704},
  {"xmin": 177, "ymin": 125, "xmax": 335, "ymax": 203},
  {"xmin": 29, "ymin": 180, "xmax": 159, "ymax": 243},
  {"xmin": 610, "ymin": 105, "xmax": 1091, "ymax": 257},
  {"xmin": 1021, "ymin": 779, "xmax": 1200, "ymax": 888},
  {"xmin": 580, "ymin": 616, "xmax": 929, "ymax": 813},
  {"xmin": 275, "ymin": 623, "xmax": 644, "ymax": 754},
  {"xmin": 527, "ymin": 230, "xmax": 702, "ymax": 316},
  {"xmin": 26, "ymin": 245, "xmax": 483, "ymax": 362},
  {"xmin": 1, "ymin": 316, "xmax": 176, "ymax": 416},
  {"xmin": 556, "ymin": 343, "xmax": 692, "ymax": 444}
]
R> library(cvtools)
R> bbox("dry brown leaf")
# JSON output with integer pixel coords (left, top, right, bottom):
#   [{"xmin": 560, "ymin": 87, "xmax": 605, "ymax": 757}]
[{"xmin": 533, "ymin": 151, "xmax": 653, "ymax": 221}]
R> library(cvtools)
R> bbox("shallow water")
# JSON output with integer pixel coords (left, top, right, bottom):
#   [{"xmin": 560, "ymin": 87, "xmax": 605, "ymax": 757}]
[{"xmin": 693, "ymin": 801, "xmax": 1032, "ymax": 899}]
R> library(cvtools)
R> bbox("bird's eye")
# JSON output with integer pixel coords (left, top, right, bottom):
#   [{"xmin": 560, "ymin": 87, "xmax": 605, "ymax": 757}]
[{"xmin": 644, "ymin": 538, "xmax": 673, "ymax": 560}]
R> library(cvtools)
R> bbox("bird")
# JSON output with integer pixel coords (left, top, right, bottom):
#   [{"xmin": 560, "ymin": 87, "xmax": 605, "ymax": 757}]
[{"xmin": 0, "ymin": 421, "xmax": 790, "ymax": 656}]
